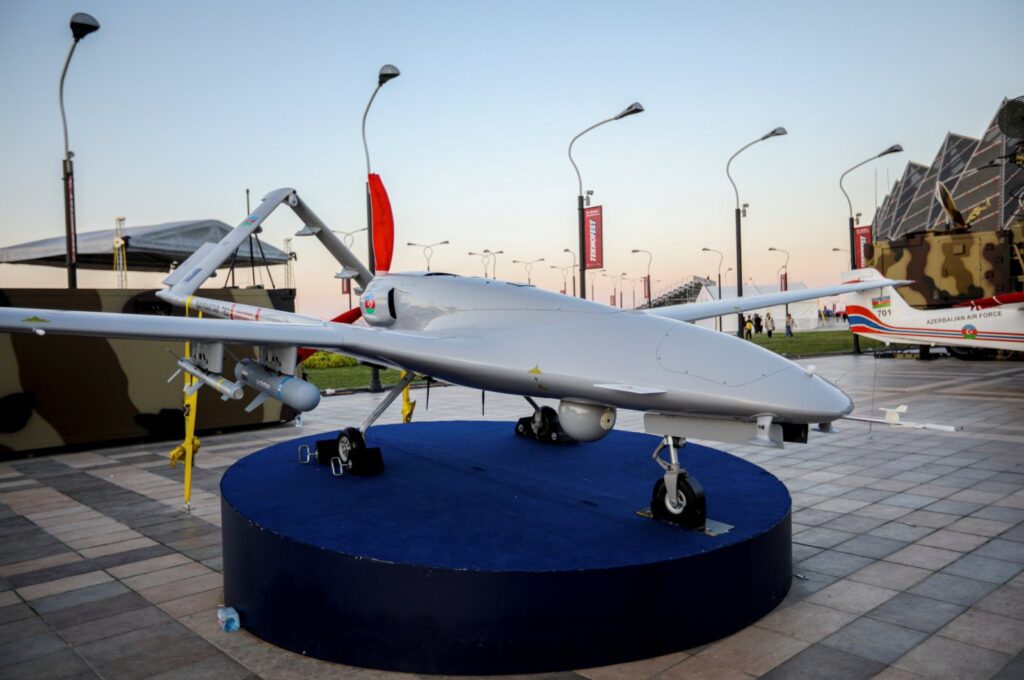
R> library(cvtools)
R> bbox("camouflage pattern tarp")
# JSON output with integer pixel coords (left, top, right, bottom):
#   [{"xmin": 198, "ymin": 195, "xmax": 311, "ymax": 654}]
[{"xmin": 0, "ymin": 287, "xmax": 299, "ymax": 457}]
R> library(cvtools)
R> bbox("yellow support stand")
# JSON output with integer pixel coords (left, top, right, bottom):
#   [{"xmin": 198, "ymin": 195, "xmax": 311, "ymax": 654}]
[
  {"xmin": 401, "ymin": 371, "xmax": 416, "ymax": 424},
  {"xmin": 168, "ymin": 302, "xmax": 201, "ymax": 511}
]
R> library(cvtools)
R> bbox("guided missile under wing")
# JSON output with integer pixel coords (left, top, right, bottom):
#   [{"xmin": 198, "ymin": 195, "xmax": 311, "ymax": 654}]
[{"xmin": 0, "ymin": 187, "xmax": 907, "ymax": 530}]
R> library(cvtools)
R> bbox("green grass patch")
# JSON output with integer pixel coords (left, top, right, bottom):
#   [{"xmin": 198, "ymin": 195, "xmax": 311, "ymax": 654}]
[
  {"xmin": 749, "ymin": 329, "xmax": 883, "ymax": 357},
  {"xmin": 304, "ymin": 365, "xmax": 425, "ymax": 391}
]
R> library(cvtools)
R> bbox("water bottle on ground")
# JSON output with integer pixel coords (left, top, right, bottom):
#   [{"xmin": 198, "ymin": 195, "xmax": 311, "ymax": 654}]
[{"xmin": 218, "ymin": 605, "xmax": 240, "ymax": 632}]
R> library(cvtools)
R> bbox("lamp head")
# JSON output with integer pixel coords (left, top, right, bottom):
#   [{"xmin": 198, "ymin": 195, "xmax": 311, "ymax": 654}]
[
  {"xmin": 761, "ymin": 126, "xmax": 787, "ymax": 140},
  {"xmin": 440, "ymin": 240, "xmax": 450, "ymax": 245},
  {"xmin": 70, "ymin": 12, "xmax": 100, "ymax": 41},
  {"xmin": 615, "ymin": 102, "xmax": 645, "ymax": 120},
  {"xmin": 879, "ymin": 144, "xmax": 903, "ymax": 157},
  {"xmin": 701, "ymin": 247, "xmax": 710, "ymax": 252},
  {"xmin": 768, "ymin": 247, "xmax": 777, "ymax": 252},
  {"xmin": 378, "ymin": 64, "xmax": 400, "ymax": 86}
]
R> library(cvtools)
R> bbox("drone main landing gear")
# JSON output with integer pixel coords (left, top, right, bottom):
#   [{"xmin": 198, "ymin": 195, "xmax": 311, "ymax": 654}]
[
  {"xmin": 650, "ymin": 436, "xmax": 706, "ymax": 530},
  {"xmin": 301, "ymin": 373, "xmax": 416, "ymax": 476},
  {"xmin": 515, "ymin": 397, "xmax": 576, "ymax": 444}
]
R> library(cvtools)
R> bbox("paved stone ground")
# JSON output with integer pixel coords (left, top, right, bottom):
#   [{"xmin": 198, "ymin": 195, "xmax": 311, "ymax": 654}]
[{"xmin": 1, "ymin": 354, "xmax": 1022, "ymax": 679}]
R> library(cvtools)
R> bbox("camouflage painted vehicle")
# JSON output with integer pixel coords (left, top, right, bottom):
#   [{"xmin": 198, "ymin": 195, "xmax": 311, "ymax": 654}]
[
  {"xmin": 0, "ymin": 287, "xmax": 298, "ymax": 458},
  {"xmin": 868, "ymin": 223, "xmax": 1023, "ymax": 308}
]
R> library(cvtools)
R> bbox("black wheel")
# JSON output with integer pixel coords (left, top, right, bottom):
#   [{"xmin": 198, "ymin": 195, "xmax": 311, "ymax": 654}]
[
  {"xmin": 651, "ymin": 475, "xmax": 706, "ymax": 530},
  {"xmin": 336, "ymin": 427, "xmax": 366, "ymax": 466},
  {"xmin": 532, "ymin": 406, "xmax": 559, "ymax": 439}
]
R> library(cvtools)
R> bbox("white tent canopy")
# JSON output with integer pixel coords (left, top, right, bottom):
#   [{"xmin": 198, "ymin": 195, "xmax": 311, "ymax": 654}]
[{"xmin": 0, "ymin": 220, "xmax": 289, "ymax": 273}]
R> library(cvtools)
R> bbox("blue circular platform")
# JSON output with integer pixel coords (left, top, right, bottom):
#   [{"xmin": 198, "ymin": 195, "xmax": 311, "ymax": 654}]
[{"xmin": 221, "ymin": 421, "xmax": 792, "ymax": 674}]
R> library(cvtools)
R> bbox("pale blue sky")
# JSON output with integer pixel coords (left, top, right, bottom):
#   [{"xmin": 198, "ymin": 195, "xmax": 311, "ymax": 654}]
[{"xmin": 1, "ymin": 1, "xmax": 1020, "ymax": 315}]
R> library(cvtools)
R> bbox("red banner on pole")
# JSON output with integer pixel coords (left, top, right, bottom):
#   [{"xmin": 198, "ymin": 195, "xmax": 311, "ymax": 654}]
[
  {"xmin": 341, "ymin": 278, "xmax": 351, "ymax": 295},
  {"xmin": 609, "ymin": 294, "xmax": 616, "ymax": 306},
  {"xmin": 854, "ymin": 225, "xmax": 873, "ymax": 268},
  {"xmin": 584, "ymin": 206, "xmax": 603, "ymax": 269},
  {"xmin": 779, "ymin": 271, "xmax": 788, "ymax": 291},
  {"xmin": 643, "ymin": 275, "xmax": 651, "ymax": 300}
]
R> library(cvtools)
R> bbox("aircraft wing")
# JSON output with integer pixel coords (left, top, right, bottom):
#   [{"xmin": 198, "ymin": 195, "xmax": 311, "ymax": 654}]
[
  {"xmin": 0, "ymin": 307, "xmax": 347, "ymax": 347},
  {"xmin": 646, "ymin": 278, "xmax": 909, "ymax": 323}
]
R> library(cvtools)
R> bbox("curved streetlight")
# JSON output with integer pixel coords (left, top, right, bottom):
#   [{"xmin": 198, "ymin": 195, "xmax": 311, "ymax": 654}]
[
  {"xmin": 407, "ymin": 240, "xmax": 449, "ymax": 272},
  {"xmin": 724, "ymin": 267, "xmax": 734, "ymax": 285},
  {"xmin": 60, "ymin": 12, "xmax": 101, "ymax": 289},
  {"xmin": 840, "ymin": 144, "xmax": 902, "ymax": 352},
  {"xmin": 562, "ymin": 248, "xmax": 577, "ymax": 296},
  {"xmin": 568, "ymin": 102, "xmax": 644, "ymax": 300},
  {"xmin": 361, "ymin": 64, "xmax": 401, "ymax": 273},
  {"xmin": 512, "ymin": 258, "xmax": 545, "ymax": 285},
  {"xmin": 725, "ymin": 126, "xmax": 787, "ymax": 337},
  {"xmin": 701, "ymin": 247, "xmax": 725, "ymax": 330},
  {"xmin": 631, "ymin": 248, "xmax": 653, "ymax": 306},
  {"xmin": 468, "ymin": 251, "xmax": 492, "ymax": 278},
  {"xmin": 484, "ymin": 249, "xmax": 504, "ymax": 279}
]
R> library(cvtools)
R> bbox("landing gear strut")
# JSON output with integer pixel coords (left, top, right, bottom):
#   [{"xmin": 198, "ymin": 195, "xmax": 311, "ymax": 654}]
[
  {"xmin": 306, "ymin": 372, "xmax": 416, "ymax": 476},
  {"xmin": 650, "ymin": 436, "xmax": 706, "ymax": 530},
  {"xmin": 515, "ymin": 397, "xmax": 575, "ymax": 444}
]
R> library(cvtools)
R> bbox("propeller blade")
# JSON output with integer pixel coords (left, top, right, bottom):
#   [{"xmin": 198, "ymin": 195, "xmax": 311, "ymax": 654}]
[{"xmin": 368, "ymin": 173, "xmax": 395, "ymax": 274}]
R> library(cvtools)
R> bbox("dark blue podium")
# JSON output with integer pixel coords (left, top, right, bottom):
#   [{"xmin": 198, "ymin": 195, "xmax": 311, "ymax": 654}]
[{"xmin": 221, "ymin": 421, "xmax": 792, "ymax": 674}]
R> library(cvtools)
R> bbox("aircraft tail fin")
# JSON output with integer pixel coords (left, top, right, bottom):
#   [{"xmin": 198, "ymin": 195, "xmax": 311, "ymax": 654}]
[{"xmin": 843, "ymin": 268, "xmax": 913, "ymax": 328}]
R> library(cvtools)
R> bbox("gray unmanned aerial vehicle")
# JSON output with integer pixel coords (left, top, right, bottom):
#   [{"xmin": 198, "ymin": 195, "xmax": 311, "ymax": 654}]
[{"xmin": 0, "ymin": 188, "xmax": 907, "ymax": 529}]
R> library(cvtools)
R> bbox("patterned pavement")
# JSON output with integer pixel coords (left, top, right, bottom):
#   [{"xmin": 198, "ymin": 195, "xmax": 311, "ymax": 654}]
[{"xmin": 0, "ymin": 354, "xmax": 1022, "ymax": 679}]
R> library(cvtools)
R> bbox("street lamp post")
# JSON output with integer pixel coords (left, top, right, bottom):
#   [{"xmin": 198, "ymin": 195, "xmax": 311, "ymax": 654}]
[
  {"xmin": 562, "ymin": 248, "xmax": 577, "ymax": 296},
  {"xmin": 568, "ymin": 103, "xmax": 644, "ymax": 300},
  {"xmin": 726, "ymin": 126, "xmax": 787, "ymax": 338},
  {"xmin": 484, "ymin": 249, "xmax": 504, "ymax": 279},
  {"xmin": 840, "ymin": 144, "xmax": 903, "ymax": 353},
  {"xmin": 59, "ymin": 12, "xmax": 101, "ymax": 289},
  {"xmin": 631, "ymin": 248, "xmax": 653, "ymax": 307},
  {"xmin": 724, "ymin": 267, "xmax": 733, "ymax": 285},
  {"xmin": 512, "ymin": 258, "xmax": 545, "ymax": 285},
  {"xmin": 768, "ymin": 246, "xmax": 790, "ymax": 317},
  {"xmin": 550, "ymin": 264, "xmax": 572, "ymax": 294},
  {"xmin": 407, "ymin": 240, "xmax": 449, "ymax": 272},
  {"xmin": 701, "ymin": 247, "xmax": 724, "ymax": 330},
  {"xmin": 468, "ymin": 251, "xmax": 492, "ymax": 278},
  {"xmin": 361, "ymin": 64, "xmax": 400, "ymax": 392}
]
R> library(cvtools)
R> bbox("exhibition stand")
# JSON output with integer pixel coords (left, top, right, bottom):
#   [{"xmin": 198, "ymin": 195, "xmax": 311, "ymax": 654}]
[{"xmin": 221, "ymin": 421, "xmax": 792, "ymax": 674}]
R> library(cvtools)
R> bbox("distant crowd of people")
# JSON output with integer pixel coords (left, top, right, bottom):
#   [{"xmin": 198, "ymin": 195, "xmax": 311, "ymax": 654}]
[{"xmin": 741, "ymin": 312, "xmax": 795, "ymax": 340}]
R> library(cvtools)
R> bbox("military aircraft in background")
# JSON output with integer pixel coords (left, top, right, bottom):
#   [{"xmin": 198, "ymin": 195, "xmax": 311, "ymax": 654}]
[
  {"xmin": 845, "ymin": 268, "xmax": 1024, "ymax": 358},
  {"xmin": 0, "ymin": 188, "xmax": 919, "ymax": 530}
]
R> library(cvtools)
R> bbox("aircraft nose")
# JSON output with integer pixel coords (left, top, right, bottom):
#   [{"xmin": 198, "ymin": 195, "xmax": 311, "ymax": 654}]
[{"xmin": 775, "ymin": 368, "xmax": 853, "ymax": 423}]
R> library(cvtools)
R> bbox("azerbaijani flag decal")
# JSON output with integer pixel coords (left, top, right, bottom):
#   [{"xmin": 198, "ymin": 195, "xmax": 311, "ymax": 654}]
[
  {"xmin": 962, "ymin": 324, "xmax": 977, "ymax": 339},
  {"xmin": 363, "ymin": 294, "xmax": 376, "ymax": 315},
  {"xmin": 871, "ymin": 296, "xmax": 891, "ymax": 310}
]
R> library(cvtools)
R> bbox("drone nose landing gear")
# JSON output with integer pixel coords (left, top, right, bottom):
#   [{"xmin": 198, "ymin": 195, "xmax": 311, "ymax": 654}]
[
  {"xmin": 515, "ymin": 397, "xmax": 576, "ymax": 444},
  {"xmin": 649, "ymin": 436, "xmax": 706, "ymax": 531}
]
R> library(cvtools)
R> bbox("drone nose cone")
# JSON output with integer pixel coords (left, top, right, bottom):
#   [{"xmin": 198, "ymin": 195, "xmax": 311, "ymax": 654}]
[
  {"xmin": 814, "ymin": 375, "xmax": 854, "ymax": 420},
  {"xmin": 761, "ymin": 365, "xmax": 853, "ymax": 423}
]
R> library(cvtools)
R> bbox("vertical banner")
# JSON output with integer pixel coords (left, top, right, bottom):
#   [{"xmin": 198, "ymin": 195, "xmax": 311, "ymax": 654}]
[
  {"xmin": 609, "ymin": 294, "xmax": 616, "ymax": 306},
  {"xmin": 584, "ymin": 206, "xmax": 603, "ymax": 269},
  {"xmin": 643, "ymin": 275, "xmax": 651, "ymax": 300},
  {"xmin": 341, "ymin": 278, "xmax": 351, "ymax": 295},
  {"xmin": 854, "ymin": 225, "xmax": 873, "ymax": 268},
  {"xmin": 779, "ymin": 271, "xmax": 788, "ymax": 291}
]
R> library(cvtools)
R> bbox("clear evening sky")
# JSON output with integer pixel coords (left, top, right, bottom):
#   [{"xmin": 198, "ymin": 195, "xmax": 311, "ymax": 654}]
[{"xmin": 1, "ymin": 0, "xmax": 1020, "ymax": 316}]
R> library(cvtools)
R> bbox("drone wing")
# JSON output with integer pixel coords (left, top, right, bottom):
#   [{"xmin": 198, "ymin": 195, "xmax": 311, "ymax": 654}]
[{"xmin": 646, "ymin": 275, "xmax": 909, "ymax": 323}]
